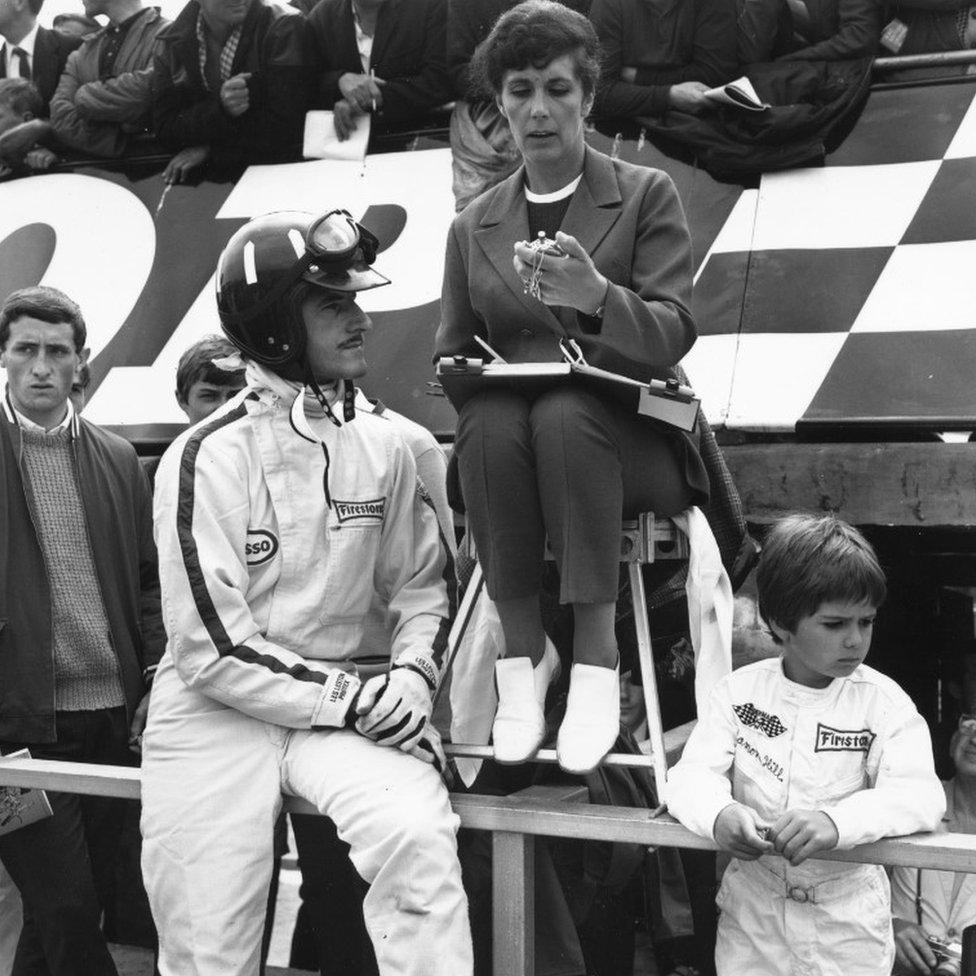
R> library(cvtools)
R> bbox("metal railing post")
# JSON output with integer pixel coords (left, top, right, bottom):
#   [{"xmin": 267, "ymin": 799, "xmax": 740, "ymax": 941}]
[{"xmin": 492, "ymin": 830, "xmax": 535, "ymax": 976}]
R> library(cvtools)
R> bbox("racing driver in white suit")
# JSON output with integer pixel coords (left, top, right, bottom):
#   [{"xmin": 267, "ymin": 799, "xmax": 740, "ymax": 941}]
[{"xmin": 140, "ymin": 209, "xmax": 473, "ymax": 976}]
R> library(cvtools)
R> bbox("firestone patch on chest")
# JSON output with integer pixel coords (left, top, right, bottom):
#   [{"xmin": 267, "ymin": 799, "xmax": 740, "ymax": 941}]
[
  {"xmin": 814, "ymin": 722, "xmax": 876, "ymax": 752},
  {"xmin": 333, "ymin": 498, "xmax": 386, "ymax": 524}
]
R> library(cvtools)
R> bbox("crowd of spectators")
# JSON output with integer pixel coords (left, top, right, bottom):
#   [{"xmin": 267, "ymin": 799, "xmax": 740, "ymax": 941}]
[{"xmin": 0, "ymin": 0, "xmax": 972, "ymax": 182}]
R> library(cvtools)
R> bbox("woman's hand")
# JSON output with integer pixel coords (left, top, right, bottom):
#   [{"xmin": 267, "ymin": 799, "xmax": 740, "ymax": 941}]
[
  {"xmin": 512, "ymin": 231, "xmax": 608, "ymax": 315},
  {"xmin": 892, "ymin": 917, "xmax": 938, "ymax": 974}
]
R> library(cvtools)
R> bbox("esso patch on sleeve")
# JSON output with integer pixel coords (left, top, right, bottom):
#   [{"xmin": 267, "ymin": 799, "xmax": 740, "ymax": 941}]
[{"xmin": 245, "ymin": 528, "xmax": 279, "ymax": 566}]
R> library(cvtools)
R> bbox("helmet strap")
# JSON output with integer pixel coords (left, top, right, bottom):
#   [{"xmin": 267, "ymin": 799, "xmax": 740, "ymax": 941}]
[
  {"xmin": 303, "ymin": 362, "xmax": 342, "ymax": 429},
  {"xmin": 343, "ymin": 381, "xmax": 356, "ymax": 422}
]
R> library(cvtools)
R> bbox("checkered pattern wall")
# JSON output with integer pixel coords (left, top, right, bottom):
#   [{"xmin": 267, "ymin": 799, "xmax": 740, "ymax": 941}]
[{"xmin": 686, "ymin": 82, "xmax": 976, "ymax": 433}]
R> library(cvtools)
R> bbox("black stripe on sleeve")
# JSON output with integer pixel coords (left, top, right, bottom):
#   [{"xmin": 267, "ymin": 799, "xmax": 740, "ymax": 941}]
[{"xmin": 176, "ymin": 400, "xmax": 327, "ymax": 686}]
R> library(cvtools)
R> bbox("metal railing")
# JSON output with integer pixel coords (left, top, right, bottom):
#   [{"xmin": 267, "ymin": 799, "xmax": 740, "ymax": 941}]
[{"xmin": 2, "ymin": 756, "xmax": 976, "ymax": 976}]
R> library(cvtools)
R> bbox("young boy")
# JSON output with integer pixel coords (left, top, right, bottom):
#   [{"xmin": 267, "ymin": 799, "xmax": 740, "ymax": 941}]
[
  {"xmin": 174, "ymin": 334, "xmax": 246, "ymax": 425},
  {"xmin": 666, "ymin": 514, "xmax": 945, "ymax": 976}
]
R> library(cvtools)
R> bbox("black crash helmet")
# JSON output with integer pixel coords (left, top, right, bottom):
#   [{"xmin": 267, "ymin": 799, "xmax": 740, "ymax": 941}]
[{"xmin": 216, "ymin": 209, "xmax": 390, "ymax": 369}]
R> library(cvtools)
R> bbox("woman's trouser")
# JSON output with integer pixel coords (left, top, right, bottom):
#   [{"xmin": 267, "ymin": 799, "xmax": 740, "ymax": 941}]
[{"xmin": 455, "ymin": 385, "xmax": 692, "ymax": 605}]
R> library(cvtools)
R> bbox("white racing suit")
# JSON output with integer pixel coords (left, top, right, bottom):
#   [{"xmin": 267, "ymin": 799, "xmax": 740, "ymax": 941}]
[
  {"xmin": 141, "ymin": 363, "xmax": 472, "ymax": 976},
  {"xmin": 666, "ymin": 657, "xmax": 945, "ymax": 976}
]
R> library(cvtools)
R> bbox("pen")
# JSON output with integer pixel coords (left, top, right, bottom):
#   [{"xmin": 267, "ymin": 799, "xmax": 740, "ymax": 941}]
[
  {"xmin": 473, "ymin": 334, "xmax": 506, "ymax": 363},
  {"xmin": 155, "ymin": 182, "xmax": 172, "ymax": 220},
  {"xmin": 369, "ymin": 67, "xmax": 376, "ymax": 113}
]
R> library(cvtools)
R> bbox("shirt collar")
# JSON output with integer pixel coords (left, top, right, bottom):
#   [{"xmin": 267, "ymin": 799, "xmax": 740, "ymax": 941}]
[
  {"xmin": 12, "ymin": 21, "xmax": 40, "ymax": 58},
  {"xmin": 4, "ymin": 389, "xmax": 75, "ymax": 435}
]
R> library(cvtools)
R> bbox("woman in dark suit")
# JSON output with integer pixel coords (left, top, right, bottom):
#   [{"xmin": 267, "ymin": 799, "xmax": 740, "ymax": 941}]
[{"xmin": 435, "ymin": 0, "xmax": 707, "ymax": 775}]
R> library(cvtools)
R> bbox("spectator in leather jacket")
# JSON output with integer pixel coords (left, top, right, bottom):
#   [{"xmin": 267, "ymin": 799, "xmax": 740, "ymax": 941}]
[
  {"xmin": 151, "ymin": 0, "xmax": 310, "ymax": 182},
  {"xmin": 736, "ymin": 0, "xmax": 883, "ymax": 64},
  {"xmin": 50, "ymin": 0, "xmax": 168, "ymax": 158}
]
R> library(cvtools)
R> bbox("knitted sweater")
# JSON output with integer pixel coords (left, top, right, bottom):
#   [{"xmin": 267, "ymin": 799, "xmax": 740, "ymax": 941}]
[{"xmin": 20, "ymin": 428, "xmax": 125, "ymax": 712}]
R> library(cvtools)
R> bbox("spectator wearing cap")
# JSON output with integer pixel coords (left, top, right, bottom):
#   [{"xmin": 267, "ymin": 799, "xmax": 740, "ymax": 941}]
[
  {"xmin": 151, "ymin": 0, "xmax": 310, "ymax": 183},
  {"xmin": 49, "ymin": 0, "xmax": 169, "ymax": 158},
  {"xmin": 0, "ymin": 0, "xmax": 82, "ymax": 112},
  {"xmin": 307, "ymin": 0, "xmax": 451, "ymax": 141},
  {"xmin": 0, "ymin": 285, "xmax": 163, "ymax": 976},
  {"xmin": 589, "ymin": 0, "xmax": 738, "ymax": 119}
]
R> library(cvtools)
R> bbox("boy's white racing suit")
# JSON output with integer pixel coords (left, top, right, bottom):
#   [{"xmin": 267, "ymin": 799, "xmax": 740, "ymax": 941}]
[
  {"xmin": 666, "ymin": 657, "xmax": 945, "ymax": 976},
  {"xmin": 141, "ymin": 363, "xmax": 472, "ymax": 976}
]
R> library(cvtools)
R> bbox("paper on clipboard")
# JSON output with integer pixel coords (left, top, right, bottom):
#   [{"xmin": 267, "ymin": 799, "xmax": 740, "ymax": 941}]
[{"xmin": 302, "ymin": 110, "xmax": 371, "ymax": 161}]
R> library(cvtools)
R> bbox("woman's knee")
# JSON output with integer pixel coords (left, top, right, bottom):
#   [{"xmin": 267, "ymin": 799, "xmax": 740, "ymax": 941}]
[
  {"xmin": 457, "ymin": 389, "xmax": 530, "ymax": 441},
  {"xmin": 529, "ymin": 388, "xmax": 618, "ymax": 472}
]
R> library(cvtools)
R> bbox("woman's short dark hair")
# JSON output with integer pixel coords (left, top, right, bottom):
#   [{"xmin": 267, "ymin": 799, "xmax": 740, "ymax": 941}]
[
  {"xmin": 0, "ymin": 286, "xmax": 86, "ymax": 352},
  {"xmin": 469, "ymin": 0, "xmax": 600, "ymax": 100}
]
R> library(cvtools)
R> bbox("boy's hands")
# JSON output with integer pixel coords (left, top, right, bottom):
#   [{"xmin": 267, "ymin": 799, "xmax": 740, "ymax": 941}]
[
  {"xmin": 892, "ymin": 917, "xmax": 938, "ymax": 974},
  {"xmin": 768, "ymin": 809, "xmax": 839, "ymax": 865},
  {"xmin": 713, "ymin": 803, "xmax": 774, "ymax": 860}
]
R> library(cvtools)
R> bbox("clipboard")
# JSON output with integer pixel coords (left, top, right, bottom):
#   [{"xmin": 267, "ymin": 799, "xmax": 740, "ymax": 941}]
[{"xmin": 435, "ymin": 339, "xmax": 700, "ymax": 432}]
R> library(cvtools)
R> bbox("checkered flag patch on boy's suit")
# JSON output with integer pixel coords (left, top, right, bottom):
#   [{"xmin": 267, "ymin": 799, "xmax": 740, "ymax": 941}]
[{"xmin": 733, "ymin": 703, "xmax": 787, "ymax": 738}]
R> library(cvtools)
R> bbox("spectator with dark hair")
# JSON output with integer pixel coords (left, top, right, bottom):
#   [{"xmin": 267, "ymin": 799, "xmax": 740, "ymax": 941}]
[
  {"xmin": 0, "ymin": 0, "xmax": 82, "ymax": 111},
  {"xmin": 175, "ymin": 333, "xmax": 245, "ymax": 424},
  {"xmin": 0, "ymin": 285, "xmax": 163, "ymax": 976},
  {"xmin": 52, "ymin": 12, "xmax": 102, "ymax": 38},
  {"xmin": 307, "ymin": 0, "xmax": 451, "ymax": 141},
  {"xmin": 589, "ymin": 0, "xmax": 738, "ymax": 119},
  {"xmin": 446, "ymin": 0, "xmax": 590, "ymax": 210},
  {"xmin": 151, "ymin": 0, "xmax": 310, "ymax": 184},
  {"xmin": 0, "ymin": 78, "xmax": 56, "ymax": 175},
  {"xmin": 439, "ymin": 0, "xmax": 708, "ymax": 774},
  {"xmin": 49, "ymin": 0, "xmax": 169, "ymax": 159},
  {"xmin": 736, "ymin": 0, "xmax": 884, "ymax": 63},
  {"xmin": 0, "ymin": 75, "xmax": 41, "ymax": 128}
]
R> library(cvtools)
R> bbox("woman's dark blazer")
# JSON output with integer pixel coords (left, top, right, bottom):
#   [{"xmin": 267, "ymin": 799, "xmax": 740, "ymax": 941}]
[{"xmin": 436, "ymin": 143, "xmax": 708, "ymax": 500}]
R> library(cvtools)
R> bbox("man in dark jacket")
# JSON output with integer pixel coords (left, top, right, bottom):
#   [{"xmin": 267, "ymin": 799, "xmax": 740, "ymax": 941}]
[
  {"xmin": 736, "ymin": 0, "xmax": 883, "ymax": 63},
  {"xmin": 0, "ymin": 0, "xmax": 82, "ymax": 110},
  {"xmin": 0, "ymin": 285, "xmax": 163, "ymax": 976},
  {"xmin": 308, "ymin": 0, "xmax": 450, "ymax": 140},
  {"xmin": 49, "ymin": 0, "xmax": 169, "ymax": 158},
  {"xmin": 151, "ymin": 0, "xmax": 309, "ymax": 182}
]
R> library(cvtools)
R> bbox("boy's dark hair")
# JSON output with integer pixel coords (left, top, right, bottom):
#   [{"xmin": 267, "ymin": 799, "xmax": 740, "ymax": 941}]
[
  {"xmin": 176, "ymin": 334, "xmax": 245, "ymax": 403},
  {"xmin": 756, "ymin": 514, "xmax": 887, "ymax": 641},
  {"xmin": 27, "ymin": 0, "xmax": 44, "ymax": 15},
  {"xmin": 0, "ymin": 285, "xmax": 86, "ymax": 351},
  {"xmin": 0, "ymin": 78, "xmax": 43, "ymax": 121},
  {"xmin": 469, "ymin": 0, "xmax": 600, "ymax": 101}
]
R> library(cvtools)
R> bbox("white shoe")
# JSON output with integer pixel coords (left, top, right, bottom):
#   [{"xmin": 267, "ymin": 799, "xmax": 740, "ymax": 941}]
[
  {"xmin": 493, "ymin": 638, "xmax": 560, "ymax": 764},
  {"xmin": 557, "ymin": 663, "xmax": 621, "ymax": 775}
]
